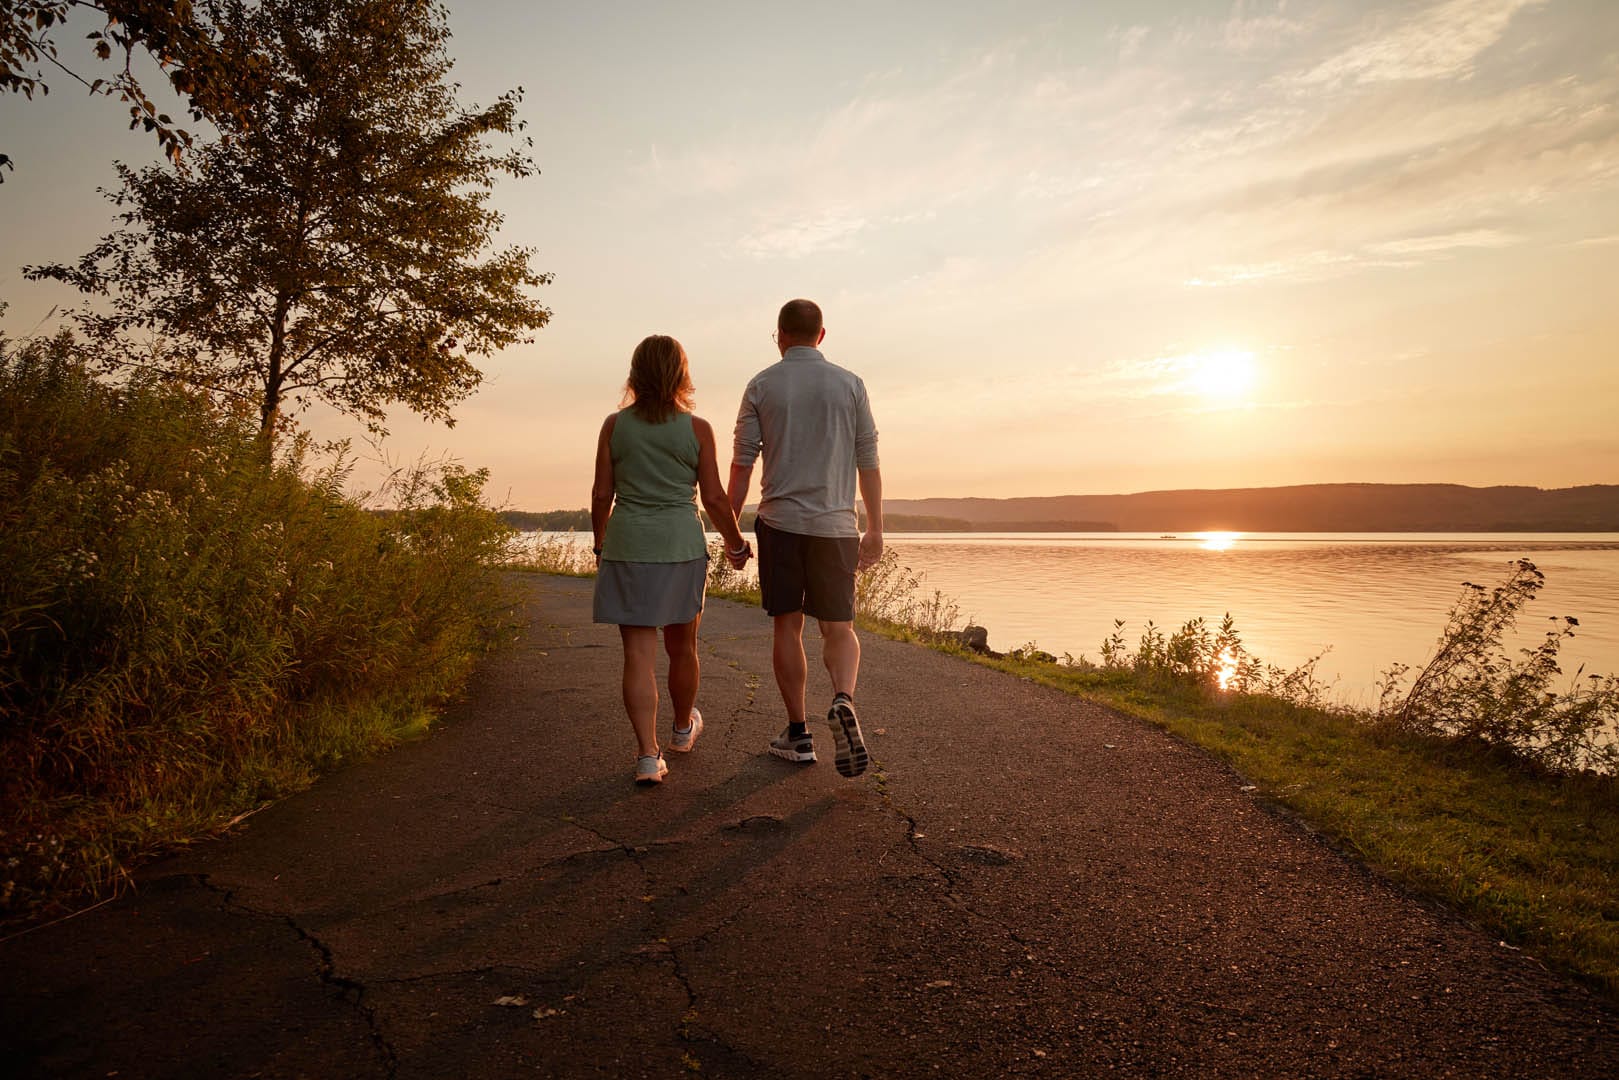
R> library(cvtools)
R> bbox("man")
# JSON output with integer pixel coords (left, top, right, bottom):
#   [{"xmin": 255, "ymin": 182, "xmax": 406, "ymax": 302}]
[{"xmin": 729, "ymin": 298, "xmax": 883, "ymax": 778}]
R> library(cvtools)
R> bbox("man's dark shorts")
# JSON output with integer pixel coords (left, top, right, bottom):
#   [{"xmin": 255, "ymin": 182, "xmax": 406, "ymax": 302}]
[{"xmin": 754, "ymin": 517, "xmax": 858, "ymax": 621}]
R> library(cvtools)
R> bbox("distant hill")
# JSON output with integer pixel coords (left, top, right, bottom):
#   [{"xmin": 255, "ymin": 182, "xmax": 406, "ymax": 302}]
[
  {"xmin": 884, "ymin": 484, "xmax": 1619, "ymax": 533},
  {"xmin": 504, "ymin": 509, "xmax": 1119, "ymax": 534}
]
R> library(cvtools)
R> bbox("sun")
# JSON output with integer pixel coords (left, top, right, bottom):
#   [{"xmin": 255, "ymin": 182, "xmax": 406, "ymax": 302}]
[{"xmin": 1184, "ymin": 348, "xmax": 1257, "ymax": 401}]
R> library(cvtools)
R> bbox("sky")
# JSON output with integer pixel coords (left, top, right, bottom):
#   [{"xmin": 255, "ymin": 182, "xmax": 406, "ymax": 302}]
[{"xmin": 3, "ymin": 0, "xmax": 1618, "ymax": 509}]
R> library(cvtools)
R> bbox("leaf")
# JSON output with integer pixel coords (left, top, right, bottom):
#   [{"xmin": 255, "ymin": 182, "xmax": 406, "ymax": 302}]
[{"xmin": 491, "ymin": 995, "xmax": 528, "ymax": 1007}]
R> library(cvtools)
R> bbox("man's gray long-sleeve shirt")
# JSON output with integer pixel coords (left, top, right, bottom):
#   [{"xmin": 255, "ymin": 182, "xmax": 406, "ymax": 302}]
[{"xmin": 733, "ymin": 346, "xmax": 879, "ymax": 538}]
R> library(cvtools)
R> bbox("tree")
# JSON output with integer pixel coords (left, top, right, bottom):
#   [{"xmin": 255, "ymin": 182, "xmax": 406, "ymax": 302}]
[
  {"xmin": 27, "ymin": 0, "xmax": 552, "ymax": 438},
  {"xmin": 2, "ymin": 1, "xmax": 266, "ymax": 170}
]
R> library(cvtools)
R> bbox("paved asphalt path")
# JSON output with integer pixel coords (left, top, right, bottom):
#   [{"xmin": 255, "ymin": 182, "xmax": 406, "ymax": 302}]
[{"xmin": 4, "ymin": 574, "xmax": 1617, "ymax": 1078}]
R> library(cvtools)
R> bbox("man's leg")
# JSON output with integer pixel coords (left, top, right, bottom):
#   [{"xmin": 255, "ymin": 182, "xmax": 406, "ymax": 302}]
[
  {"xmin": 819, "ymin": 618, "xmax": 869, "ymax": 778},
  {"xmin": 818, "ymin": 619, "xmax": 860, "ymax": 699},
  {"xmin": 772, "ymin": 610, "xmax": 808, "ymax": 727},
  {"xmin": 805, "ymin": 532, "xmax": 867, "ymax": 778}
]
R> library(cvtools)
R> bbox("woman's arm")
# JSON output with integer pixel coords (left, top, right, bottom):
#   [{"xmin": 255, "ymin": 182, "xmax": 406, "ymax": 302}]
[
  {"xmin": 693, "ymin": 416, "xmax": 748, "ymax": 554},
  {"xmin": 591, "ymin": 414, "xmax": 617, "ymax": 560}
]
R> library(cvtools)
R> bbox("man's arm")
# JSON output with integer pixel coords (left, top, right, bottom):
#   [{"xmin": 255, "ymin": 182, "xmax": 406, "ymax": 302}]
[
  {"xmin": 857, "ymin": 466, "xmax": 883, "ymax": 571},
  {"xmin": 730, "ymin": 380, "xmax": 761, "ymax": 521},
  {"xmin": 727, "ymin": 462, "xmax": 754, "ymax": 521},
  {"xmin": 853, "ymin": 377, "xmax": 882, "ymax": 570}
]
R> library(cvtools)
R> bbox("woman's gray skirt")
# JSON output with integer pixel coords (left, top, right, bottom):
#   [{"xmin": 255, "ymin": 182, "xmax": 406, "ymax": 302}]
[{"xmin": 593, "ymin": 556, "xmax": 708, "ymax": 626}]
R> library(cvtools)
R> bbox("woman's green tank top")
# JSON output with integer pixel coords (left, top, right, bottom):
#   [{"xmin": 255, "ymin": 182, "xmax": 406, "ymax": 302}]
[{"xmin": 601, "ymin": 408, "xmax": 707, "ymax": 563}]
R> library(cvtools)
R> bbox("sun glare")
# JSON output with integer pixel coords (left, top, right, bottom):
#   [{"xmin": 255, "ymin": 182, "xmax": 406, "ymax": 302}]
[
  {"xmin": 1184, "ymin": 348, "xmax": 1257, "ymax": 401},
  {"xmin": 1198, "ymin": 531, "xmax": 1241, "ymax": 551}
]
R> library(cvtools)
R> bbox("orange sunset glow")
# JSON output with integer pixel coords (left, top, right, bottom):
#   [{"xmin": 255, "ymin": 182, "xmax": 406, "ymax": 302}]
[{"xmin": 4, "ymin": 0, "xmax": 1617, "ymax": 508}]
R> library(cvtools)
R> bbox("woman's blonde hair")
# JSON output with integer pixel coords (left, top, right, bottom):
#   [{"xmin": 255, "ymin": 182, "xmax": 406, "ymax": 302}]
[{"xmin": 622, "ymin": 335, "xmax": 695, "ymax": 423}]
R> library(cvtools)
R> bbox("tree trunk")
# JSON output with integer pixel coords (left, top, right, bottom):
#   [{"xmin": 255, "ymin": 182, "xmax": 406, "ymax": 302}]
[{"xmin": 260, "ymin": 291, "xmax": 291, "ymax": 449}]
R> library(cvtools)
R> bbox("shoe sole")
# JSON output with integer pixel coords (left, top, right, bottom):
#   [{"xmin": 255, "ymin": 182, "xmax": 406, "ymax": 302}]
[
  {"xmin": 669, "ymin": 710, "xmax": 702, "ymax": 753},
  {"xmin": 768, "ymin": 743, "xmax": 816, "ymax": 763},
  {"xmin": 828, "ymin": 700, "xmax": 868, "ymax": 778}
]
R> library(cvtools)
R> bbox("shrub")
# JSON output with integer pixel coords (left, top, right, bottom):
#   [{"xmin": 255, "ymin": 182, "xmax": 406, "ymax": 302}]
[
  {"xmin": 0, "ymin": 331, "xmax": 515, "ymax": 923},
  {"xmin": 511, "ymin": 529, "xmax": 598, "ymax": 577},
  {"xmin": 1096, "ymin": 612, "xmax": 1331, "ymax": 710},
  {"xmin": 855, "ymin": 548, "xmax": 961, "ymax": 640},
  {"xmin": 1378, "ymin": 558, "xmax": 1619, "ymax": 774}
]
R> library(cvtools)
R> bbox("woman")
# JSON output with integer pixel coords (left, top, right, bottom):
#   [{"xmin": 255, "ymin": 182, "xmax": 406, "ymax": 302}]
[{"xmin": 592, "ymin": 335, "xmax": 752, "ymax": 784}]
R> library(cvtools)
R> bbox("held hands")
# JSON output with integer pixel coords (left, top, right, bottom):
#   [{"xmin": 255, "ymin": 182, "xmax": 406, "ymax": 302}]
[
  {"xmin": 857, "ymin": 530, "xmax": 883, "ymax": 572},
  {"xmin": 726, "ymin": 540, "xmax": 753, "ymax": 570}
]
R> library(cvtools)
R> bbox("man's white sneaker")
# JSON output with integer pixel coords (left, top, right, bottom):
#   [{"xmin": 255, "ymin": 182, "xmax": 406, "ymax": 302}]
[
  {"xmin": 767, "ymin": 726, "xmax": 816, "ymax": 763},
  {"xmin": 827, "ymin": 695, "xmax": 868, "ymax": 778}
]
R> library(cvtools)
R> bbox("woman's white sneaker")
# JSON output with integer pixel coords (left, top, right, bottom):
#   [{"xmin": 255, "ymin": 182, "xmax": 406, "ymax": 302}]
[
  {"xmin": 670, "ymin": 707, "xmax": 703, "ymax": 753},
  {"xmin": 635, "ymin": 754, "xmax": 668, "ymax": 784}
]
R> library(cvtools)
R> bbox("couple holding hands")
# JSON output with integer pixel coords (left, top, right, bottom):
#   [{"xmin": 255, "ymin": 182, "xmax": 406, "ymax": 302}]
[{"xmin": 590, "ymin": 298, "xmax": 883, "ymax": 785}]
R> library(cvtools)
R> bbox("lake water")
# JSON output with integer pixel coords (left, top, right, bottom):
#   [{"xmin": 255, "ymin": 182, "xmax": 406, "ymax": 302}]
[
  {"xmin": 541, "ymin": 531, "xmax": 1619, "ymax": 708},
  {"xmin": 878, "ymin": 533, "xmax": 1619, "ymax": 708}
]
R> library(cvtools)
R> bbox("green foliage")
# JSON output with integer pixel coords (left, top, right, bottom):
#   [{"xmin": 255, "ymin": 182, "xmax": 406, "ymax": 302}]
[
  {"xmin": 1378, "ymin": 558, "xmax": 1619, "ymax": 774},
  {"xmin": 0, "ymin": 330, "xmax": 517, "ymax": 924},
  {"xmin": 704, "ymin": 539, "xmax": 757, "ymax": 602},
  {"xmin": 854, "ymin": 548, "xmax": 961, "ymax": 639},
  {"xmin": 26, "ymin": 0, "xmax": 551, "ymax": 435},
  {"xmin": 1, "ymin": 1, "xmax": 267, "ymax": 167},
  {"xmin": 512, "ymin": 531, "xmax": 597, "ymax": 578},
  {"xmin": 1093, "ymin": 612, "xmax": 1332, "ymax": 710}
]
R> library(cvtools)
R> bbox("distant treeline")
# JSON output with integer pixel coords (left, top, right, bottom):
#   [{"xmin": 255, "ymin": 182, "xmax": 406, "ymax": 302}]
[
  {"xmin": 500, "ymin": 509, "xmax": 591, "ymax": 531},
  {"xmin": 502, "ymin": 509, "xmax": 1116, "ymax": 533}
]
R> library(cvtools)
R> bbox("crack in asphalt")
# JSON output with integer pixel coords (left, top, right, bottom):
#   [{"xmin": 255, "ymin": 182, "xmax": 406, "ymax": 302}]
[
  {"xmin": 556, "ymin": 815, "xmax": 764, "ymax": 1071},
  {"xmin": 190, "ymin": 874, "xmax": 401, "ymax": 1078},
  {"xmin": 866, "ymin": 762, "xmax": 1119, "ymax": 996}
]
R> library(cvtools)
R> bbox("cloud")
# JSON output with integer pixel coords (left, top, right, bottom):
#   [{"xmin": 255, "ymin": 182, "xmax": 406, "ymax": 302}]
[
  {"xmin": 1186, "ymin": 231, "xmax": 1524, "ymax": 287},
  {"xmin": 1186, "ymin": 251, "xmax": 1361, "ymax": 287},
  {"xmin": 736, "ymin": 214, "xmax": 869, "ymax": 259},
  {"xmin": 620, "ymin": 0, "xmax": 1617, "ymax": 308},
  {"xmin": 1110, "ymin": 24, "xmax": 1150, "ymax": 63},
  {"xmin": 1370, "ymin": 228, "xmax": 1521, "ymax": 255},
  {"xmin": 1218, "ymin": 1, "xmax": 1309, "ymax": 53},
  {"xmin": 1296, "ymin": 0, "xmax": 1549, "ymax": 86}
]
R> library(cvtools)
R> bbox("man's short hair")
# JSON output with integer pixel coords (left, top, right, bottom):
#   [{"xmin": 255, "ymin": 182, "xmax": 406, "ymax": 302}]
[{"xmin": 777, "ymin": 299, "xmax": 823, "ymax": 342}]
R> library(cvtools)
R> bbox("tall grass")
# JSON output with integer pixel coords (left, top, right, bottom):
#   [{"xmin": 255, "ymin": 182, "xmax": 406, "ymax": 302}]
[
  {"xmin": 0, "ymin": 331, "xmax": 517, "ymax": 925},
  {"xmin": 1377, "ymin": 558, "xmax": 1619, "ymax": 774}
]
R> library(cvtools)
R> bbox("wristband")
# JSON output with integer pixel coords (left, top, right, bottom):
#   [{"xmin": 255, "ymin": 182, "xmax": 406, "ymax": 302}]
[{"xmin": 727, "ymin": 542, "xmax": 750, "ymax": 556}]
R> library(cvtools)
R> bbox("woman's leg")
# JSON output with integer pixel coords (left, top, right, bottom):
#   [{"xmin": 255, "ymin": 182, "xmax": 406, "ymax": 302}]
[
  {"xmin": 620, "ymin": 625, "xmax": 660, "ymax": 757},
  {"xmin": 663, "ymin": 612, "xmax": 701, "ymax": 729}
]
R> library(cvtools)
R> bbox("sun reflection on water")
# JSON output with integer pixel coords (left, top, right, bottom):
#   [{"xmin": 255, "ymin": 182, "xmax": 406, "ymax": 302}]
[
  {"xmin": 1216, "ymin": 647, "xmax": 1239, "ymax": 691},
  {"xmin": 1197, "ymin": 531, "xmax": 1242, "ymax": 551}
]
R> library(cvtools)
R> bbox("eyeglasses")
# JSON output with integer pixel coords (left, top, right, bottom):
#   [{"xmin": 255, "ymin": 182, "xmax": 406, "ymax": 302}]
[{"xmin": 770, "ymin": 331, "xmax": 780, "ymax": 345}]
